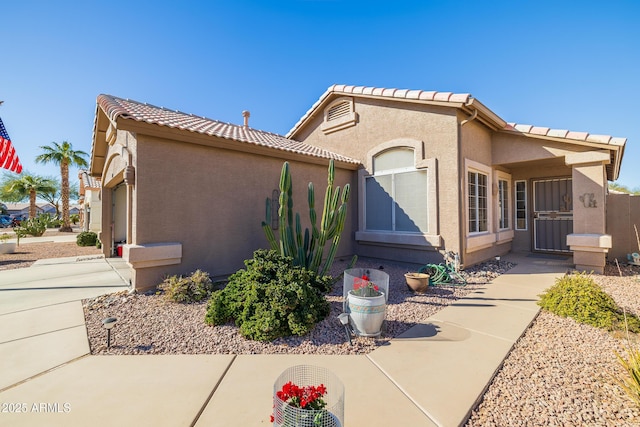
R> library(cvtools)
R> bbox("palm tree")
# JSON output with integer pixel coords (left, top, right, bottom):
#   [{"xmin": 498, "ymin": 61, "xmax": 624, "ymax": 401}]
[
  {"xmin": 36, "ymin": 141, "xmax": 88, "ymax": 232},
  {"xmin": 0, "ymin": 173, "xmax": 57, "ymax": 218}
]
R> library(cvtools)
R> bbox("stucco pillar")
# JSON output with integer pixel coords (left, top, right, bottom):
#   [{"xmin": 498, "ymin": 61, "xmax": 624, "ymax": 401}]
[{"xmin": 565, "ymin": 151, "xmax": 611, "ymax": 274}]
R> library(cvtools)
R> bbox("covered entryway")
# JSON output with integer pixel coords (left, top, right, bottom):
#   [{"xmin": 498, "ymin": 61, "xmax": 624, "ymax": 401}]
[
  {"xmin": 112, "ymin": 183, "xmax": 127, "ymax": 256},
  {"xmin": 533, "ymin": 178, "xmax": 573, "ymax": 252}
]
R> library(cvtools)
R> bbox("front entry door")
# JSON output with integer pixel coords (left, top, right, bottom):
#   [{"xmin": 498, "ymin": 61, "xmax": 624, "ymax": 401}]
[{"xmin": 533, "ymin": 178, "xmax": 573, "ymax": 252}]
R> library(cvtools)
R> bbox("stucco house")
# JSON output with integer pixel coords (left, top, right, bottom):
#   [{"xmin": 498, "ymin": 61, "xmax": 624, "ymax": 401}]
[
  {"xmin": 78, "ymin": 170, "xmax": 102, "ymax": 232},
  {"xmin": 89, "ymin": 85, "xmax": 627, "ymax": 291}
]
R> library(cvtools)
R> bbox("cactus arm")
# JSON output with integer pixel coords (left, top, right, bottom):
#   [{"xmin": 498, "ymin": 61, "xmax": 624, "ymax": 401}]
[{"xmin": 262, "ymin": 222, "xmax": 279, "ymax": 251}]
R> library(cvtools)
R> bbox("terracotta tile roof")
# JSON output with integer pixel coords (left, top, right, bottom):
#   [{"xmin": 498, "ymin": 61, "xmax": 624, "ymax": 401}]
[
  {"xmin": 96, "ymin": 95, "xmax": 359, "ymax": 165},
  {"xmin": 287, "ymin": 84, "xmax": 475, "ymax": 137},
  {"xmin": 287, "ymin": 84, "xmax": 626, "ymax": 149},
  {"xmin": 79, "ymin": 169, "xmax": 101, "ymax": 189},
  {"xmin": 505, "ymin": 123, "xmax": 626, "ymax": 147}
]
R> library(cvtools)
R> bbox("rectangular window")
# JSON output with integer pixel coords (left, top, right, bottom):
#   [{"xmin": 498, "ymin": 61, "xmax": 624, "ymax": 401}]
[
  {"xmin": 365, "ymin": 170, "xmax": 428, "ymax": 233},
  {"xmin": 468, "ymin": 171, "xmax": 488, "ymax": 233},
  {"xmin": 498, "ymin": 179, "xmax": 509, "ymax": 229},
  {"xmin": 515, "ymin": 180, "xmax": 527, "ymax": 230}
]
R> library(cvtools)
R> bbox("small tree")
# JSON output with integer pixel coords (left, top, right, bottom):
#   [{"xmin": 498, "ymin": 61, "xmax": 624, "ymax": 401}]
[
  {"xmin": 0, "ymin": 172, "xmax": 57, "ymax": 218},
  {"xmin": 36, "ymin": 141, "xmax": 88, "ymax": 232}
]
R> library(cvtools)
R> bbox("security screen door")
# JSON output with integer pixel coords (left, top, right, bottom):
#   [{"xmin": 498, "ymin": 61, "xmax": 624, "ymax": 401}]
[{"xmin": 532, "ymin": 178, "xmax": 573, "ymax": 252}]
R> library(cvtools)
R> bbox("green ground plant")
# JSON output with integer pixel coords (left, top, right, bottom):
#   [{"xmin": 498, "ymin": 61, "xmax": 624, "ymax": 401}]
[
  {"xmin": 205, "ymin": 249, "xmax": 331, "ymax": 341},
  {"xmin": 538, "ymin": 272, "xmax": 640, "ymax": 332},
  {"xmin": 76, "ymin": 231, "xmax": 98, "ymax": 246},
  {"xmin": 159, "ymin": 269, "xmax": 214, "ymax": 303},
  {"xmin": 615, "ymin": 316, "xmax": 640, "ymax": 408},
  {"xmin": 38, "ymin": 213, "xmax": 62, "ymax": 228},
  {"xmin": 14, "ymin": 217, "xmax": 47, "ymax": 237}
]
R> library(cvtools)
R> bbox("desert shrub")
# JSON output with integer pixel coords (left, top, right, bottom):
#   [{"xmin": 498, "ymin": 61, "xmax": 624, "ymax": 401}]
[
  {"xmin": 205, "ymin": 249, "xmax": 332, "ymax": 341},
  {"xmin": 615, "ymin": 323, "xmax": 640, "ymax": 408},
  {"xmin": 159, "ymin": 269, "xmax": 213, "ymax": 303},
  {"xmin": 70, "ymin": 213, "xmax": 79, "ymax": 225},
  {"xmin": 76, "ymin": 231, "xmax": 98, "ymax": 246},
  {"xmin": 38, "ymin": 213, "xmax": 62, "ymax": 228},
  {"xmin": 15, "ymin": 217, "xmax": 47, "ymax": 237},
  {"xmin": 538, "ymin": 272, "xmax": 640, "ymax": 332}
]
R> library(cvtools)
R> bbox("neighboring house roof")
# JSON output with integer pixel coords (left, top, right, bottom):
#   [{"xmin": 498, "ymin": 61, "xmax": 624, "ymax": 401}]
[
  {"xmin": 287, "ymin": 84, "xmax": 626, "ymax": 180},
  {"xmin": 4, "ymin": 203, "xmax": 50, "ymax": 212},
  {"xmin": 91, "ymin": 95, "xmax": 359, "ymax": 176}
]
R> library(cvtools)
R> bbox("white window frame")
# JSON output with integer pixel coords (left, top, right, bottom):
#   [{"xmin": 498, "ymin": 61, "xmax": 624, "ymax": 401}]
[
  {"xmin": 515, "ymin": 180, "xmax": 528, "ymax": 231},
  {"xmin": 364, "ymin": 164, "xmax": 427, "ymax": 233},
  {"xmin": 465, "ymin": 159, "xmax": 494, "ymax": 252},
  {"xmin": 495, "ymin": 171, "xmax": 512, "ymax": 231},
  {"xmin": 467, "ymin": 169, "xmax": 490, "ymax": 235},
  {"xmin": 356, "ymin": 139, "xmax": 441, "ymax": 248}
]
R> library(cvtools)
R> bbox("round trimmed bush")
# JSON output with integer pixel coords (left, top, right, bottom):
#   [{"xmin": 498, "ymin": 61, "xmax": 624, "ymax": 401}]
[
  {"xmin": 205, "ymin": 249, "xmax": 332, "ymax": 341},
  {"xmin": 76, "ymin": 231, "xmax": 98, "ymax": 246}
]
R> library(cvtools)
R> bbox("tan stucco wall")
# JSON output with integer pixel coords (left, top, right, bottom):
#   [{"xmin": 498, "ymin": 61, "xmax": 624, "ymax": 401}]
[
  {"xmin": 98, "ymin": 130, "xmax": 138, "ymax": 257},
  {"xmin": 296, "ymin": 97, "xmax": 461, "ymax": 265},
  {"xmin": 607, "ymin": 193, "xmax": 640, "ymax": 261},
  {"xmin": 130, "ymin": 134, "xmax": 355, "ymax": 290}
]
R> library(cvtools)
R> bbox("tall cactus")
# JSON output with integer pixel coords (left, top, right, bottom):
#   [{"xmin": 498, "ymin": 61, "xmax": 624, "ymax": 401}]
[{"xmin": 262, "ymin": 160, "xmax": 352, "ymax": 276}]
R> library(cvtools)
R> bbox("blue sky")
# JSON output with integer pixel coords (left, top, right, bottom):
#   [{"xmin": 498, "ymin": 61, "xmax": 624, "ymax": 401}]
[{"xmin": 1, "ymin": 0, "xmax": 639, "ymax": 188}]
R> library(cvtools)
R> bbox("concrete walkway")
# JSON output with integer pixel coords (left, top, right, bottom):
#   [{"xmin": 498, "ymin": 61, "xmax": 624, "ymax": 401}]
[{"xmin": 0, "ymin": 250, "xmax": 570, "ymax": 426}]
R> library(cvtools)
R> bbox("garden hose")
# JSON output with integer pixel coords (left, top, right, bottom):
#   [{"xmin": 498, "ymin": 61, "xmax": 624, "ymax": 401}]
[{"xmin": 418, "ymin": 263, "xmax": 467, "ymax": 286}]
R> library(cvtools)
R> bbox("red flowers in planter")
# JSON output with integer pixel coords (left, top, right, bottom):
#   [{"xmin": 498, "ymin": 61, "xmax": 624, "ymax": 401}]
[
  {"xmin": 352, "ymin": 274, "xmax": 381, "ymax": 297},
  {"xmin": 271, "ymin": 381, "xmax": 328, "ymax": 422}
]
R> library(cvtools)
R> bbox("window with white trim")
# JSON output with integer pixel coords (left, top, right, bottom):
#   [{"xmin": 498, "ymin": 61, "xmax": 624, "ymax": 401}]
[
  {"xmin": 365, "ymin": 148, "xmax": 428, "ymax": 233},
  {"xmin": 498, "ymin": 178, "xmax": 509, "ymax": 230},
  {"xmin": 515, "ymin": 180, "xmax": 527, "ymax": 230},
  {"xmin": 468, "ymin": 170, "xmax": 488, "ymax": 233}
]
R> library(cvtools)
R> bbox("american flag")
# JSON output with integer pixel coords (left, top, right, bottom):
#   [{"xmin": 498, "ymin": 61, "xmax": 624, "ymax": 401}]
[{"xmin": 0, "ymin": 116, "xmax": 22, "ymax": 173}]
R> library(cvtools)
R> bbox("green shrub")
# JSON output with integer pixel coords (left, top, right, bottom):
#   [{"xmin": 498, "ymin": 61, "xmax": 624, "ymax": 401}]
[
  {"xmin": 205, "ymin": 249, "xmax": 332, "ymax": 341},
  {"xmin": 615, "ymin": 324, "xmax": 640, "ymax": 408},
  {"xmin": 96, "ymin": 239, "xmax": 102, "ymax": 249},
  {"xmin": 38, "ymin": 213, "xmax": 62, "ymax": 228},
  {"xmin": 15, "ymin": 217, "xmax": 46, "ymax": 237},
  {"xmin": 159, "ymin": 269, "xmax": 213, "ymax": 303},
  {"xmin": 538, "ymin": 273, "xmax": 640, "ymax": 332},
  {"xmin": 70, "ymin": 213, "xmax": 79, "ymax": 225},
  {"xmin": 76, "ymin": 231, "xmax": 98, "ymax": 247}
]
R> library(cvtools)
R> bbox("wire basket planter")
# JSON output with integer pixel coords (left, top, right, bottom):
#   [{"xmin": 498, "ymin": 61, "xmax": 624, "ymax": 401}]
[{"xmin": 272, "ymin": 365, "xmax": 344, "ymax": 427}]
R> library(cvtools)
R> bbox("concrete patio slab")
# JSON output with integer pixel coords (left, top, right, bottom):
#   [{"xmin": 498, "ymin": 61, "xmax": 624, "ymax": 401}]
[
  {"xmin": 0, "ymin": 355, "xmax": 235, "ymax": 427},
  {"xmin": 368, "ymin": 320, "xmax": 514, "ymax": 427},
  {"xmin": 461, "ymin": 282, "xmax": 541, "ymax": 312},
  {"xmin": 0, "ymin": 326, "xmax": 89, "ymax": 390},
  {"xmin": 0, "ymin": 301, "xmax": 85, "ymax": 344},
  {"xmin": 430, "ymin": 300, "xmax": 539, "ymax": 342},
  {"xmin": 0, "ymin": 278, "xmax": 129, "ymax": 315},
  {"xmin": 196, "ymin": 354, "xmax": 435, "ymax": 427}
]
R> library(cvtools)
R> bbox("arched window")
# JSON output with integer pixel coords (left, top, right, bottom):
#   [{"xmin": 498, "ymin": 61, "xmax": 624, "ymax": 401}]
[{"xmin": 365, "ymin": 148, "xmax": 429, "ymax": 233}]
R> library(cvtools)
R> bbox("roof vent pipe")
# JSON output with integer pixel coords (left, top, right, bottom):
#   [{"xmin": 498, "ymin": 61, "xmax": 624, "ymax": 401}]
[{"xmin": 242, "ymin": 110, "xmax": 250, "ymax": 128}]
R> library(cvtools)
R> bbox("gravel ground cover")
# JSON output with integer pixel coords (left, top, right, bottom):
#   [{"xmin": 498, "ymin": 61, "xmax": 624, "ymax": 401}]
[
  {"xmin": 6, "ymin": 239, "xmax": 640, "ymax": 425},
  {"xmin": 83, "ymin": 257, "xmax": 512, "ymax": 355},
  {"xmin": 0, "ymin": 230, "xmax": 100, "ymax": 271},
  {"xmin": 466, "ymin": 263, "xmax": 640, "ymax": 426}
]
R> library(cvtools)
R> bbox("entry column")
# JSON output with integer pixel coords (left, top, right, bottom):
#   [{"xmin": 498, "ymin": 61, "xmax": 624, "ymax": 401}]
[{"xmin": 565, "ymin": 151, "xmax": 611, "ymax": 274}]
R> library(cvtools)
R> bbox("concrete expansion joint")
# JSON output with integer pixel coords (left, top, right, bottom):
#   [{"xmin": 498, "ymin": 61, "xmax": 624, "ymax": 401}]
[
  {"xmin": 0, "ymin": 354, "xmax": 91, "ymax": 394},
  {"xmin": 364, "ymin": 353, "xmax": 440, "ymax": 426},
  {"xmin": 189, "ymin": 354, "xmax": 237, "ymax": 427},
  {"xmin": 0, "ymin": 324, "xmax": 86, "ymax": 346}
]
